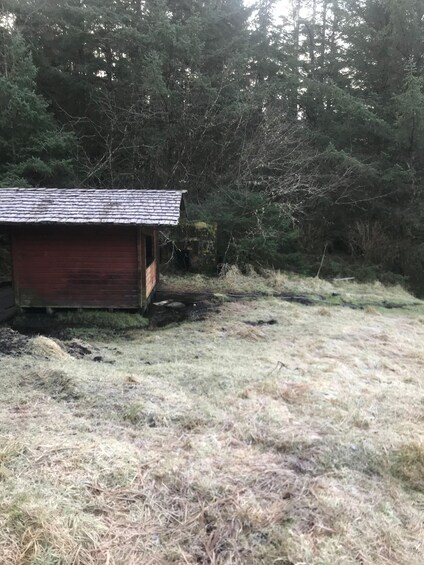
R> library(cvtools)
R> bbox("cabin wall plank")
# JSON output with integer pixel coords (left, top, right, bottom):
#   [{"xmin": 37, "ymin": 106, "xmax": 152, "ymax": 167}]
[{"xmin": 12, "ymin": 226, "xmax": 139, "ymax": 308}]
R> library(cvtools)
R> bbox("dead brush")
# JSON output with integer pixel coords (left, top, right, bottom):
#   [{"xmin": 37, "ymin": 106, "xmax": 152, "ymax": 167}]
[{"xmin": 22, "ymin": 369, "xmax": 81, "ymax": 401}]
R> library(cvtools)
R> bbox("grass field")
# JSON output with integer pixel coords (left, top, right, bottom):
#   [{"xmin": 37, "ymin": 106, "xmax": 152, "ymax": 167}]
[{"xmin": 0, "ymin": 272, "xmax": 423, "ymax": 564}]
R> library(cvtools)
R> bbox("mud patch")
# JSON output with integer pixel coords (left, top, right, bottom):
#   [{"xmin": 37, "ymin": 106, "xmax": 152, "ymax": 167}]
[
  {"xmin": 278, "ymin": 293, "xmax": 319, "ymax": 305},
  {"xmin": 0, "ymin": 327, "xmax": 29, "ymax": 356},
  {"xmin": 63, "ymin": 338, "xmax": 100, "ymax": 359},
  {"xmin": 0, "ymin": 326, "xmax": 112, "ymax": 364},
  {"xmin": 149, "ymin": 293, "xmax": 221, "ymax": 328},
  {"xmin": 244, "ymin": 319, "xmax": 278, "ymax": 326}
]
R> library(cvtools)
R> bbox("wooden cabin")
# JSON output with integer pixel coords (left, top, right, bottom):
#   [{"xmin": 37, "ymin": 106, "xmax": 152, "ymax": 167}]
[{"xmin": 0, "ymin": 188, "xmax": 185, "ymax": 310}]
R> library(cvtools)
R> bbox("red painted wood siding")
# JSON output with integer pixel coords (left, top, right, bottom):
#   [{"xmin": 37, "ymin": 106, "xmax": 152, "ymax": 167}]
[{"xmin": 12, "ymin": 226, "xmax": 139, "ymax": 308}]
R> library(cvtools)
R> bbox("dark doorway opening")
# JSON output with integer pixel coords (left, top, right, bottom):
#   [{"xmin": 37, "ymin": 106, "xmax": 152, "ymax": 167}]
[{"xmin": 0, "ymin": 233, "xmax": 12, "ymax": 284}]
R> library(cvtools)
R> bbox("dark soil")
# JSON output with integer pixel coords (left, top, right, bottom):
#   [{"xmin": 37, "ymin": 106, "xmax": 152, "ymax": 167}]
[
  {"xmin": 0, "ymin": 327, "xmax": 29, "ymax": 356},
  {"xmin": 149, "ymin": 292, "xmax": 221, "ymax": 328},
  {"xmin": 278, "ymin": 293, "xmax": 320, "ymax": 305},
  {"xmin": 0, "ymin": 326, "xmax": 110, "ymax": 363},
  {"xmin": 10, "ymin": 313, "xmax": 73, "ymax": 338},
  {"xmin": 61, "ymin": 339, "xmax": 115, "ymax": 364},
  {"xmin": 244, "ymin": 319, "xmax": 278, "ymax": 326},
  {"xmin": 3, "ymin": 288, "xmax": 420, "ymax": 342},
  {"xmin": 64, "ymin": 338, "xmax": 99, "ymax": 358}
]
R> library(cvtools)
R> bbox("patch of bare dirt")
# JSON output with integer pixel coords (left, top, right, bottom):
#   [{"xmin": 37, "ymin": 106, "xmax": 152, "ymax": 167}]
[
  {"xmin": 0, "ymin": 327, "xmax": 29, "ymax": 356},
  {"xmin": 63, "ymin": 338, "xmax": 100, "ymax": 359},
  {"xmin": 149, "ymin": 293, "xmax": 221, "ymax": 327}
]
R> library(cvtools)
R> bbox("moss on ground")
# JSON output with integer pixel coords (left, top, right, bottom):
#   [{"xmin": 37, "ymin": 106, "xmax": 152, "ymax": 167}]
[{"xmin": 11, "ymin": 309, "xmax": 149, "ymax": 338}]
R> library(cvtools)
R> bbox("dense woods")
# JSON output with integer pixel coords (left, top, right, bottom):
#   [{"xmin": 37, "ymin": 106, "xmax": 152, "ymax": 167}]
[{"xmin": 1, "ymin": 0, "xmax": 423, "ymax": 293}]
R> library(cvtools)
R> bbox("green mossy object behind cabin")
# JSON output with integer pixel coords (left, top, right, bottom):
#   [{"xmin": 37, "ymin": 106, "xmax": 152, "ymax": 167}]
[{"xmin": 160, "ymin": 221, "xmax": 218, "ymax": 274}]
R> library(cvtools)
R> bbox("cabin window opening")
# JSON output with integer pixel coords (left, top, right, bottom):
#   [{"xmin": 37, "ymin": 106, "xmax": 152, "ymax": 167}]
[{"xmin": 146, "ymin": 234, "xmax": 155, "ymax": 267}]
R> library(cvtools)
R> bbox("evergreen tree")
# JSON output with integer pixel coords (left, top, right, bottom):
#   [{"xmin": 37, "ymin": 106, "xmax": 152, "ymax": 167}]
[
  {"xmin": 1, "ymin": 0, "xmax": 424, "ymax": 291},
  {"xmin": 0, "ymin": 29, "xmax": 74, "ymax": 187}
]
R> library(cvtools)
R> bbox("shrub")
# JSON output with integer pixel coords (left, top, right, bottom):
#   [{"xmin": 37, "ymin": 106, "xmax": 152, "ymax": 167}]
[{"xmin": 191, "ymin": 187, "xmax": 300, "ymax": 269}]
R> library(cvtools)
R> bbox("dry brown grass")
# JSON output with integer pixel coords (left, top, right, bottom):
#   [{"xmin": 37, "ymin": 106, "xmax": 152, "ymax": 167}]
[
  {"xmin": 31, "ymin": 336, "xmax": 71, "ymax": 360},
  {"xmin": 161, "ymin": 266, "xmax": 419, "ymax": 306},
  {"xmin": 241, "ymin": 380, "xmax": 311, "ymax": 404},
  {"xmin": 230, "ymin": 325, "xmax": 267, "ymax": 341},
  {"xmin": 22, "ymin": 369, "xmax": 82, "ymax": 401},
  {"xmin": 0, "ymin": 276, "xmax": 423, "ymax": 564}
]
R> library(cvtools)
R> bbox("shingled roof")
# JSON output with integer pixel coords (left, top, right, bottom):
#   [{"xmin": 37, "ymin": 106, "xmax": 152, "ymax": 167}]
[{"xmin": 0, "ymin": 188, "xmax": 185, "ymax": 226}]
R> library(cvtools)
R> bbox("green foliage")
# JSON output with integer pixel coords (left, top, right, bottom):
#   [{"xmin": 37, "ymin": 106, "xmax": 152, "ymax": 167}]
[
  {"xmin": 320, "ymin": 255, "xmax": 407, "ymax": 286},
  {"xmin": 0, "ymin": 0, "xmax": 424, "ymax": 292},
  {"xmin": 394, "ymin": 65, "xmax": 424, "ymax": 160},
  {"xmin": 193, "ymin": 188, "xmax": 300, "ymax": 268},
  {"xmin": 0, "ymin": 30, "xmax": 74, "ymax": 187}
]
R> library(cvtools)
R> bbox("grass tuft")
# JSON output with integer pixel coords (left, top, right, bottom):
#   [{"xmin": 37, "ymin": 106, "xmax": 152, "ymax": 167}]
[
  {"xmin": 231, "ymin": 325, "xmax": 267, "ymax": 341},
  {"xmin": 23, "ymin": 369, "xmax": 81, "ymax": 401},
  {"xmin": 0, "ymin": 439, "xmax": 23, "ymax": 481},
  {"xmin": 56, "ymin": 310, "xmax": 149, "ymax": 330},
  {"xmin": 1, "ymin": 494, "xmax": 102, "ymax": 564},
  {"xmin": 242, "ymin": 380, "xmax": 311, "ymax": 404},
  {"xmin": 389, "ymin": 442, "xmax": 424, "ymax": 492}
]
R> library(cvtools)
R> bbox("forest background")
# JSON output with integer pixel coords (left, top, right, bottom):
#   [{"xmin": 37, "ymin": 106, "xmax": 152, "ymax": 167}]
[{"xmin": 1, "ymin": 0, "xmax": 424, "ymax": 295}]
